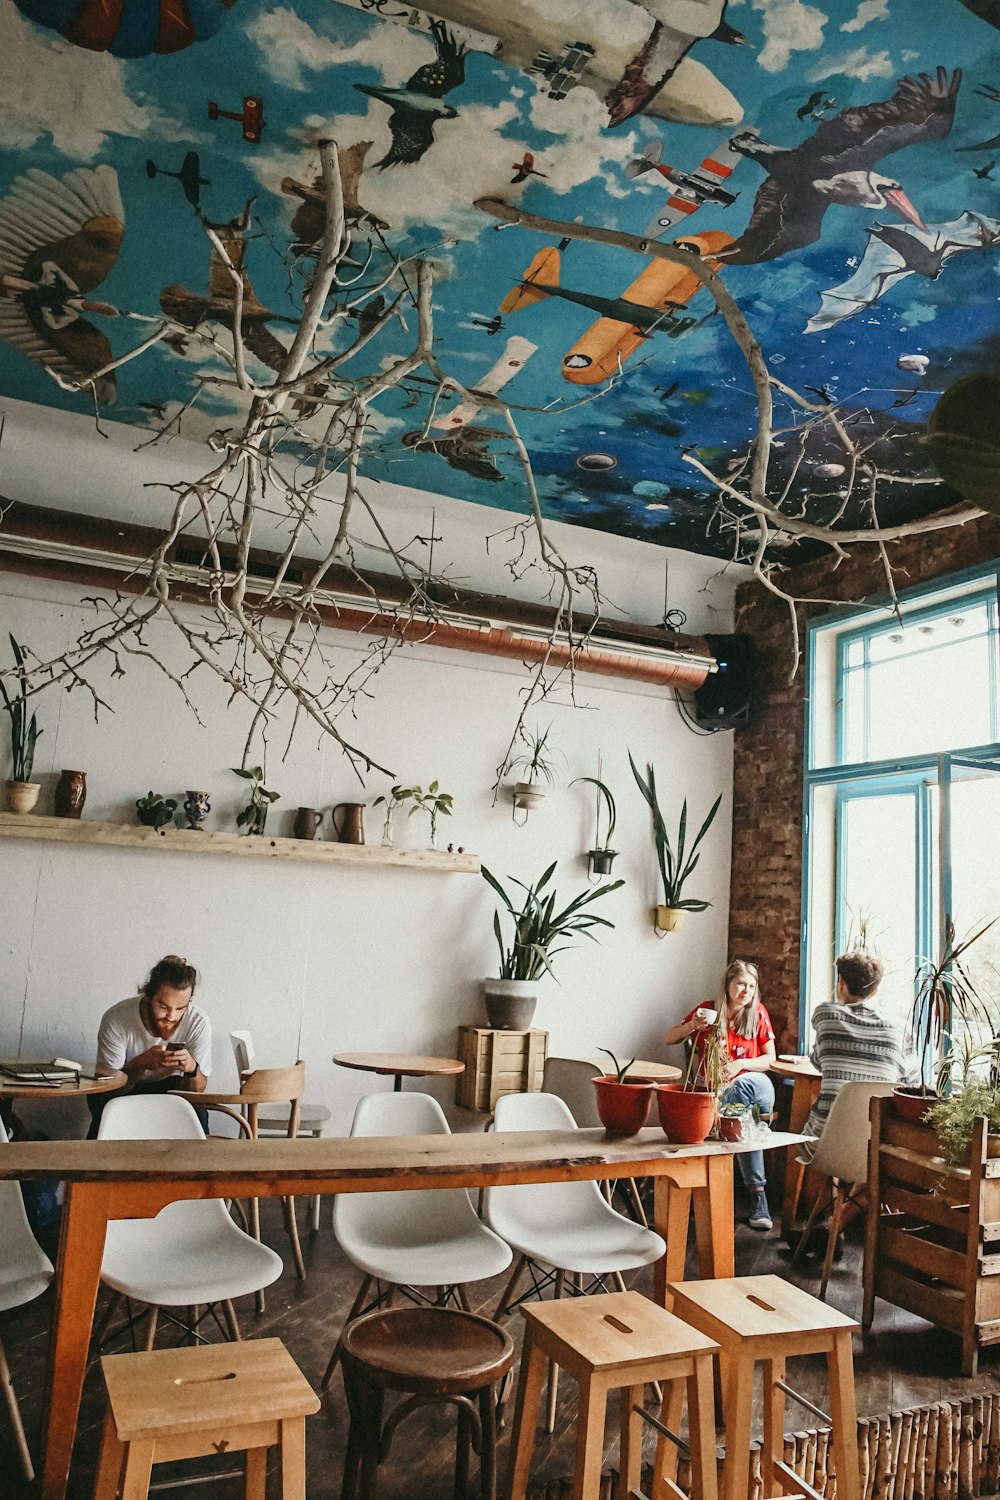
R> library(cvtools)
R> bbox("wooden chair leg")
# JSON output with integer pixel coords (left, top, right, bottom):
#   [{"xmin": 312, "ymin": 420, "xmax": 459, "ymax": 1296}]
[
  {"xmin": 280, "ymin": 1415, "xmax": 307, "ymax": 1500},
  {"xmin": 687, "ymin": 1352, "xmax": 719, "ymax": 1500},
  {"xmin": 310, "ymin": 1194, "xmax": 321, "ymax": 1234},
  {"xmin": 508, "ymin": 1331, "xmax": 547, "ymax": 1500},
  {"xmin": 651, "ymin": 1377, "xmax": 686, "ymax": 1500},
  {"xmin": 92, "ymin": 1406, "xmax": 127, "ymax": 1500},
  {"xmin": 322, "ymin": 1274, "xmax": 373, "ymax": 1390},
  {"xmin": 721, "ymin": 1355, "xmax": 754, "ymax": 1500},
  {"xmin": 224, "ymin": 1300, "xmax": 243, "ymax": 1341},
  {"xmin": 545, "ymin": 1270, "xmax": 566, "ymax": 1434},
  {"xmin": 619, "ymin": 1382, "xmax": 645, "ymax": 1500},
  {"xmin": 627, "ymin": 1178, "xmax": 650, "ymax": 1229},
  {"xmin": 282, "ymin": 1196, "xmax": 307, "ymax": 1281},
  {"xmin": 0, "ymin": 1334, "xmax": 35, "ymax": 1481},
  {"xmin": 819, "ymin": 1182, "xmax": 850, "ymax": 1301},
  {"xmin": 245, "ymin": 1443, "xmax": 268, "ymax": 1500},
  {"xmin": 120, "ymin": 1435, "xmax": 156, "ymax": 1500},
  {"xmin": 143, "ymin": 1308, "xmax": 159, "ymax": 1351},
  {"xmin": 493, "ymin": 1254, "xmax": 527, "ymax": 1322},
  {"xmin": 479, "ymin": 1383, "xmax": 499, "ymax": 1500},
  {"xmin": 574, "ymin": 1375, "xmax": 609, "ymax": 1500},
  {"xmin": 250, "ymin": 1197, "xmax": 266, "ymax": 1314},
  {"xmin": 760, "ymin": 1356, "xmax": 786, "ymax": 1499},
  {"xmin": 792, "ymin": 1184, "xmax": 831, "ymax": 1266},
  {"xmin": 93, "ymin": 1291, "xmax": 124, "ymax": 1348}
]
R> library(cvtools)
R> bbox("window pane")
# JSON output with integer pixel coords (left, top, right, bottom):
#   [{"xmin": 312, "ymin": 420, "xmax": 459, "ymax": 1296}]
[
  {"xmin": 948, "ymin": 773, "xmax": 1000, "ymax": 1032},
  {"xmin": 840, "ymin": 792, "xmax": 917, "ymax": 1026},
  {"xmin": 863, "ymin": 606, "xmax": 995, "ymax": 761}
]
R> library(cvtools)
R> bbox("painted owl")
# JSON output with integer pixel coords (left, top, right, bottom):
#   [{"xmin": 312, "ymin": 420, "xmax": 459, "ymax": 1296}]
[{"xmin": 0, "ymin": 165, "xmax": 125, "ymax": 404}]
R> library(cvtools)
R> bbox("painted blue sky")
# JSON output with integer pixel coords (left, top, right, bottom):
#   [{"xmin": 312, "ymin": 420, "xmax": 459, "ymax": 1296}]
[{"xmin": 2, "ymin": 0, "xmax": 999, "ymax": 556}]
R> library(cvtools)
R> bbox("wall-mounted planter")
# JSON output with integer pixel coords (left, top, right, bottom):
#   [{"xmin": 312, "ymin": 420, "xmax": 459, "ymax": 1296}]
[
  {"xmin": 587, "ymin": 849, "xmax": 619, "ymax": 878},
  {"xmin": 654, "ymin": 905, "xmax": 687, "ymax": 934}
]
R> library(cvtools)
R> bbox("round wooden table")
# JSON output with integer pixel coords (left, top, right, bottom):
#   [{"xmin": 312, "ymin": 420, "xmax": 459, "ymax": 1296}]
[
  {"xmin": 627, "ymin": 1059, "xmax": 682, "ymax": 1082},
  {"xmin": 0, "ymin": 1068, "xmax": 126, "ymax": 1100},
  {"xmin": 333, "ymin": 1052, "xmax": 466, "ymax": 1093}
]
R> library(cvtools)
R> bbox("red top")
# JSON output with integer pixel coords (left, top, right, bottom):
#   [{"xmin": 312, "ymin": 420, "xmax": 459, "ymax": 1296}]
[{"xmin": 683, "ymin": 1004, "xmax": 775, "ymax": 1077}]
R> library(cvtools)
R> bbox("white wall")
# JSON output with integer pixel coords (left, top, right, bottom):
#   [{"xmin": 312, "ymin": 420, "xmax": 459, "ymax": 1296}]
[{"xmin": 0, "ymin": 539, "xmax": 737, "ymax": 1139}]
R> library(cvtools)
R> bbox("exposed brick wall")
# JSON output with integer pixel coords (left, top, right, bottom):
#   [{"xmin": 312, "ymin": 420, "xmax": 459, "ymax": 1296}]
[{"xmin": 728, "ymin": 509, "xmax": 1000, "ymax": 1051}]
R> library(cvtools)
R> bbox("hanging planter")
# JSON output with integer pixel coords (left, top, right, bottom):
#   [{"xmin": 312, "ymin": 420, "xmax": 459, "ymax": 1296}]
[
  {"xmin": 572, "ymin": 769, "xmax": 620, "ymax": 883},
  {"xmin": 506, "ymin": 725, "xmax": 562, "ymax": 825},
  {"xmin": 654, "ymin": 905, "xmax": 687, "ymax": 934},
  {"xmin": 630, "ymin": 754, "xmax": 721, "ymax": 939}
]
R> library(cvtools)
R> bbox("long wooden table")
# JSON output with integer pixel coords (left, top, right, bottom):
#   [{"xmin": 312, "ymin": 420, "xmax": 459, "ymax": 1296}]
[{"xmin": 0, "ymin": 1126, "xmax": 805, "ymax": 1500}]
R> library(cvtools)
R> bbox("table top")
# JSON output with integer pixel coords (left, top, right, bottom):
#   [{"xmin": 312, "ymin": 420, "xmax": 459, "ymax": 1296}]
[
  {"xmin": 334, "ymin": 1052, "xmax": 466, "ymax": 1078},
  {"xmin": 0, "ymin": 1127, "xmax": 809, "ymax": 1186},
  {"xmin": 628, "ymin": 1060, "xmax": 682, "ymax": 1081},
  {"xmin": 0, "ymin": 1067, "xmax": 126, "ymax": 1100},
  {"xmin": 770, "ymin": 1056, "xmax": 820, "ymax": 1079}
]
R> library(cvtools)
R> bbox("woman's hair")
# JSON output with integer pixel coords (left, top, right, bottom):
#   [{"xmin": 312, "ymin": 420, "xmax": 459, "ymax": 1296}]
[
  {"xmin": 722, "ymin": 958, "xmax": 761, "ymax": 1039},
  {"xmin": 141, "ymin": 954, "xmax": 198, "ymax": 1000},
  {"xmin": 836, "ymin": 950, "xmax": 883, "ymax": 999}
]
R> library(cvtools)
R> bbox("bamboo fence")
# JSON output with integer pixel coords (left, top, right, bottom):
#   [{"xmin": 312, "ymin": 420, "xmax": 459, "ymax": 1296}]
[{"xmin": 524, "ymin": 1395, "xmax": 1000, "ymax": 1500}]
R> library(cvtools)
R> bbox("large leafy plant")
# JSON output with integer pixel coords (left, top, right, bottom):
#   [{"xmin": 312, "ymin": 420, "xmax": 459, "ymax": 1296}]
[
  {"xmin": 907, "ymin": 919, "xmax": 997, "ymax": 1091},
  {"xmin": 0, "ymin": 634, "xmax": 42, "ymax": 783},
  {"xmin": 629, "ymin": 754, "xmax": 722, "ymax": 912},
  {"xmin": 482, "ymin": 862, "xmax": 623, "ymax": 981}
]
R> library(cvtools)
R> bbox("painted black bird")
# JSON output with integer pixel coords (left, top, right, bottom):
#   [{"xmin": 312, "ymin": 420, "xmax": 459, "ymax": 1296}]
[
  {"xmin": 973, "ymin": 160, "xmax": 996, "ymax": 178},
  {"xmin": 797, "ymin": 90, "xmax": 836, "ymax": 121},
  {"xmin": 355, "ymin": 20, "xmax": 466, "ymax": 169},
  {"xmin": 718, "ymin": 68, "xmax": 960, "ymax": 264}
]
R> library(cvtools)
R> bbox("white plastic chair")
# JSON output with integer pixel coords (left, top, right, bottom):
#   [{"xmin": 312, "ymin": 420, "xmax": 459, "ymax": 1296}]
[
  {"xmin": 0, "ymin": 1118, "xmax": 54, "ymax": 1481},
  {"xmin": 97, "ymin": 1093, "xmax": 283, "ymax": 1347},
  {"xmin": 230, "ymin": 1029, "xmax": 330, "ymax": 1231},
  {"xmin": 793, "ymin": 1079, "xmax": 897, "ymax": 1299},
  {"xmin": 321, "ymin": 1091, "xmax": 512, "ymax": 1389},
  {"xmin": 483, "ymin": 1090, "xmax": 666, "ymax": 1430},
  {"xmin": 542, "ymin": 1056, "xmax": 650, "ymax": 1226}
]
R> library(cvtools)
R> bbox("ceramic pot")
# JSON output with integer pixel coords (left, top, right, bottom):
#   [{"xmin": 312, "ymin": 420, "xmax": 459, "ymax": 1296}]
[
  {"xmin": 654, "ymin": 905, "xmax": 687, "ymax": 934},
  {"xmin": 183, "ymin": 790, "xmax": 211, "ymax": 830},
  {"xmin": 588, "ymin": 849, "xmax": 619, "ymax": 876},
  {"xmin": 593, "ymin": 1076, "xmax": 654, "ymax": 1136},
  {"xmin": 717, "ymin": 1114, "xmax": 748, "ymax": 1142},
  {"xmin": 512, "ymin": 780, "xmax": 546, "ymax": 810},
  {"xmin": 4, "ymin": 780, "xmax": 41, "ymax": 814},
  {"xmin": 656, "ymin": 1084, "xmax": 716, "ymax": 1144},
  {"xmin": 54, "ymin": 769, "xmax": 86, "ymax": 819},
  {"xmin": 294, "ymin": 807, "xmax": 322, "ymax": 840},
  {"xmin": 135, "ymin": 792, "xmax": 176, "ymax": 829},
  {"xmin": 482, "ymin": 978, "xmax": 537, "ymax": 1032},
  {"xmin": 892, "ymin": 1086, "xmax": 935, "ymax": 1123}
]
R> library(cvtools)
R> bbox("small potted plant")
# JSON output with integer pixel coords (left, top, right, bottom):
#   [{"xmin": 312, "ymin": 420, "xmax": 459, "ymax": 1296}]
[
  {"xmin": 135, "ymin": 791, "xmax": 177, "ymax": 829},
  {"xmin": 1, "ymin": 633, "xmax": 43, "ymax": 814},
  {"xmin": 593, "ymin": 1049, "xmax": 654, "ymax": 1136},
  {"xmin": 926, "ymin": 1031, "xmax": 1000, "ymax": 1164},
  {"xmin": 508, "ymin": 724, "xmax": 562, "ymax": 819},
  {"xmin": 629, "ymin": 754, "xmax": 722, "ymax": 934},
  {"xmin": 893, "ymin": 920, "xmax": 997, "ymax": 1122},
  {"xmin": 480, "ymin": 862, "xmax": 623, "ymax": 1029},
  {"xmin": 232, "ymin": 765, "xmax": 280, "ymax": 836},
  {"xmin": 572, "ymin": 771, "xmax": 619, "ymax": 879},
  {"xmin": 656, "ymin": 1019, "xmax": 728, "ymax": 1144}
]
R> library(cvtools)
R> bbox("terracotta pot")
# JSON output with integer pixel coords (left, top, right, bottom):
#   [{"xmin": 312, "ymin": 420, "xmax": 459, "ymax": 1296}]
[
  {"xmin": 892, "ymin": 1086, "xmax": 936, "ymax": 1123},
  {"xmin": 482, "ymin": 979, "xmax": 537, "ymax": 1031},
  {"xmin": 54, "ymin": 769, "xmax": 86, "ymax": 819},
  {"xmin": 656, "ymin": 1085, "xmax": 716, "ymax": 1144},
  {"xmin": 717, "ymin": 1115, "xmax": 746, "ymax": 1142},
  {"xmin": 4, "ymin": 780, "xmax": 41, "ymax": 814},
  {"xmin": 654, "ymin": 906, "xmax": 687, "ymax": 934},
  {"xmin": 593, "ymin": 1076, "xmax": 653, "ymax": 1136}
]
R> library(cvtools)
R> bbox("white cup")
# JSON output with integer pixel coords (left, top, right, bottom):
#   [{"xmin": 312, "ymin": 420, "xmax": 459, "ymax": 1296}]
[{"xmin": 694, "ymin": 1007, "xmax": 718, "ymax": 1026}]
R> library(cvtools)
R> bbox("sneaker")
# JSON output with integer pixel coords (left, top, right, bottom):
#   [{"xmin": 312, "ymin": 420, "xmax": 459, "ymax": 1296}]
[{"xmin": 748, "ymin": 1191, "xmax": 773, "ymax": 1232}]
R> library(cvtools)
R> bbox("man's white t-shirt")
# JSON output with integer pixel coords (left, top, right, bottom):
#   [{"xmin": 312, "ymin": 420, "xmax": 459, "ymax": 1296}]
[{"xmin": 96, "ymin": 995, "xmax": 213, "ymax": 1081}]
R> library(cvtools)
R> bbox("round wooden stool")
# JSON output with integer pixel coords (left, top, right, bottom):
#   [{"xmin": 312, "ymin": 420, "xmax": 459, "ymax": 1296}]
[
  {"xmin": 92, "ymin": 1337, "xmax": 319, "ymax": 1500},
  {"xmin": 340, "ymin": 1305, "xmax": 515, "ymax": 1500},
  {"xmin": 508, "ymin": 1290, "xmax": 720, "ymax": 1500},
  {"xmin": 667, "ymin": 1274, "xmax": 860, "ymax": 1500}
]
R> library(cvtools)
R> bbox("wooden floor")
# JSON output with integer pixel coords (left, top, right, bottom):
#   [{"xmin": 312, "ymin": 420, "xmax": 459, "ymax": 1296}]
[{"xmin": 4, "ymin": 1182, "xmax": 1000, "ymax": 1500}]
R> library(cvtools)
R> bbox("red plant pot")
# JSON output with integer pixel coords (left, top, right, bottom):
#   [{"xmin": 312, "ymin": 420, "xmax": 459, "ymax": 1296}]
[
  {"xmin": 717, "ymin": 1115, "xmax": 745, "ymax": 1142},
  {"xmin": 593, "ymin": 1077, "xmax": 654, "ymax": 1136},
  {"xmin": 656, "ymin": 1085, "xmax": 716, "ymax": 1145},
  {"xmin": 892, "ymin": 1086, "xmax": 935, "ymax": 1124}
]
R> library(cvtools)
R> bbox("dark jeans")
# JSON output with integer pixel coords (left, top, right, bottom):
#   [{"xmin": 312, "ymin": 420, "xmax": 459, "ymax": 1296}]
[{"xmin": 87, "ymin": 1077, "xmax": 209, "ymax": 1137}]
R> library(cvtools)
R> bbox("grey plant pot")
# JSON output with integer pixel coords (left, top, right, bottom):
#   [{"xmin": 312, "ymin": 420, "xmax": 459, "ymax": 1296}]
[{"xmin": 482, "ymin": 978, "xmax": 538, "ymax": 1032}]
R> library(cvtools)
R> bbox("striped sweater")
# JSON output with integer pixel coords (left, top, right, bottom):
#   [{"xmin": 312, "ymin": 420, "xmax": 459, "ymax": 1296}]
[{"xmin": 805, "ymin": 999, "xmax": 915, "ymax": 1139}]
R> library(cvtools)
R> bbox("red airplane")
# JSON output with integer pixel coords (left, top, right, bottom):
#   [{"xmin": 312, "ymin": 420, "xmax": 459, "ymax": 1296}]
[{"xmin": 208, "ymin": 96, "xmax": 265, "ymax": 144}]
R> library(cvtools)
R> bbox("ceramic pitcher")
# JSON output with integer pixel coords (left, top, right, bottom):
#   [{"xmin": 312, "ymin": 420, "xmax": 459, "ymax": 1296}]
[{"xmin": 294, "ymin": 807, "xmax": 322, "ymax": 840}]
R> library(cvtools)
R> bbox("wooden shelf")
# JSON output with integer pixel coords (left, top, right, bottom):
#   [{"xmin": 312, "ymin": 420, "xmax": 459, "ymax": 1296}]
[{"xmin": 0, "ymin": 812, "xmax": 480, "ymax": 874}]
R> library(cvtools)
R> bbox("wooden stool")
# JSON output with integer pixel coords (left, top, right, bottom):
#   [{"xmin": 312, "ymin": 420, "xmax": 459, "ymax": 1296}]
[
  {"xmin": 340, "ymin": 1305, "xmax": 514, "ymax": 1500},
  {"xmin": 667, "ymin": 1275, "xmax": 860, "ymax": 1500},
  {"xmin": 92, "ymin": 1337, "xmax": 319, "ymax": 1499},
  {"xmin": 509, "ymin": 1290, "xmax": 720, "ymax": 1500}
]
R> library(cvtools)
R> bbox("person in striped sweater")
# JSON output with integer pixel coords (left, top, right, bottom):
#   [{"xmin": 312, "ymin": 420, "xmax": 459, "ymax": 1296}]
[{"xmin": 803, "ymin": 949, "xmax": 915, "ymax": 1154}]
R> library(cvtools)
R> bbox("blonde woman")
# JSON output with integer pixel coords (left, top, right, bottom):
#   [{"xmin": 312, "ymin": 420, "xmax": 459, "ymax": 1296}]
[{"xmin": 664, "ymin": 959, "xmax": 777, "ymax": 1230}]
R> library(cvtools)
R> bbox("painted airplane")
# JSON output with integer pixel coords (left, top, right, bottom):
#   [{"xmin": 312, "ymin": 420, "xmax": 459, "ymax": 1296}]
[
  {"xmin": 207, "ymin": 96, "xmax": 265, "ymax": 144},
  {"xmin": 626, "ymin": 135, "xmax": 746, "ymax": 239},
  {"xmin": 145, "ymin": 152, "xmax": 210, "ymax": 209},
  {"xmin": 499, "ymin": 231, "xmax": 733, "ymax": 384},
  {"xmin": 430, "ymin": 335, "xmax": 537, "ymax": 431}
]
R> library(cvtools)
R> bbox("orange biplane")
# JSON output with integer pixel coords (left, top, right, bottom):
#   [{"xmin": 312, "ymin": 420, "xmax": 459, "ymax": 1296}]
[{"xmin": 499, "ymin": 229, "xmax": 733, "ymax": 384}]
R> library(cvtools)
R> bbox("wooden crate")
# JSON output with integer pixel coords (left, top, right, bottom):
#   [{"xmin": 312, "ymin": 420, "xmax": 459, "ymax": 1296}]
[
  {"xmin": 864, "ymin": 1096, "xmax": 1000, "ymax": 1376},
  {"xmin": 455, "ymin": 1026, "xmax": 548, "ymax": 1112}
]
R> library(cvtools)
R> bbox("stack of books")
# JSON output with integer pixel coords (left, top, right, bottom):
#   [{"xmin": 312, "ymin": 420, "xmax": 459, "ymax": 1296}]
[{"xmin": 0, "ymin": 1057, "xmax": 83, "ymax": 1086}]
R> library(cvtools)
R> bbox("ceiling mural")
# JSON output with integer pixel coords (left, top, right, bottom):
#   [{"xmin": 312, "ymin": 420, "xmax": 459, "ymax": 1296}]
[{"xmin": 2, "ymin": 0, "xmax": 1000, "ymax": 559}]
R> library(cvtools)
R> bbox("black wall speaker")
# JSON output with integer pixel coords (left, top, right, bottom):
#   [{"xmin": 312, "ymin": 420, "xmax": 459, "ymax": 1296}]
[{"xmin": 691, "ymin": 633, "xmax": 756, "ymax": 729}]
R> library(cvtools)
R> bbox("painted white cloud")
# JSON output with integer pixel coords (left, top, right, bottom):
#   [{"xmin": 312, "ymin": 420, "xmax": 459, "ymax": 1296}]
[
  {"xmin": 749, "ymin": 0, "xmax": 828, "ymax": 72},
  {"xmin": 243, "ymin": 6, "xmax": 426, "ymax": 92},
  {"xmin": 809, "ymin": 47, "xmax": 893, "ymax": 82},
  {"xmin": 0, "ymin": 6, "xmax": 186, "ymax": 157},
  {"xmin": 841, "ymin": 0, "xmax": 889, "ymax": 32}
]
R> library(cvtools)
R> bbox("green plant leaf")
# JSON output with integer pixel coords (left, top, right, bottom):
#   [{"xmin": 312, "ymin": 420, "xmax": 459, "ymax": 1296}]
[{"xmin": 231, "ymin": 767, "xmax": 255, "ymax": 779}]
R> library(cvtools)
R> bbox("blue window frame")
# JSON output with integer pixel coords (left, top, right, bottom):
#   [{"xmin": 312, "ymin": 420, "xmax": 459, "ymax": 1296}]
[{"xmin": 801, "ymin": 563, "xmax": 1000, "ymax": 1039}]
